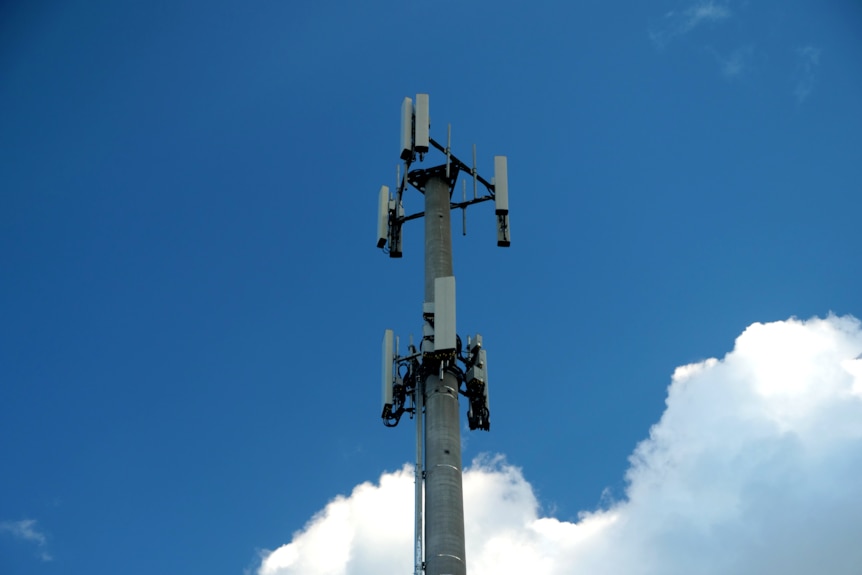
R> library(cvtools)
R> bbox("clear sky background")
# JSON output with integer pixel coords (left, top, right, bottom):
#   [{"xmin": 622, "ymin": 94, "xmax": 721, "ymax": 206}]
[{"xmin": 2, "ymin": 1, "xmax": 861, "ymax": 574}]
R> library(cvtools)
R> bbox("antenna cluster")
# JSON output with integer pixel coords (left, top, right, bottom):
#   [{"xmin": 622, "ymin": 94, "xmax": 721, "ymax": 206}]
[
  {"xmin": 376, "ymin": 94, "xmax": 511, "ymax": 258},
  {"xmin": 380, "ymin": 272, "xmax": 492, "ymax": 432},
  {"xmin": 382, "ymin": 328, "xmax": 490, "ymax": 431}
]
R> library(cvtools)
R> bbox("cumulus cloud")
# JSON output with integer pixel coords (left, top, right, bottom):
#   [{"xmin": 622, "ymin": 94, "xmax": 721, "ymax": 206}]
[
  {"xmin": 794, "ymin": 45, "xmax": 821, "ymax": 103},
  {"xmin": 649, "ymin": 1, "xmax": 732, "ymax": 49},
  {"xmin": 0, "ymin": 518, "xmax": 52, "ymax": 562},
  {"xmin": 257, "ymin": 315, "xmax": 862, "ymax": 575},
  {"xmin": 257, "ymin": 466, "xmax": 416, "ymax": 575}
]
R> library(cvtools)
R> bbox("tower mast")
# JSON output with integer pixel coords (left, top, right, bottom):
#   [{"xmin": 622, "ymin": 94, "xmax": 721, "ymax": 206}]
[{"xmin": 422, "ymin": 174, "xmax": 466, "ymax": 575}]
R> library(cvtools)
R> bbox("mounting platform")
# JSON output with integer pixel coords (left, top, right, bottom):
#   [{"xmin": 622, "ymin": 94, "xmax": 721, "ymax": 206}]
[{"xmin": 408, "ymin": 164, "xmax": 461, "ymax": 196}]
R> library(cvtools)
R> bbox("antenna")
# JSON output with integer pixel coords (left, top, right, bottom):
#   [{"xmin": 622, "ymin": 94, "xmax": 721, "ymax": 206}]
[
  {"xmin": 467, "ymin": 348, "xmax": 490, "ymax": 431},
  {"xmin": 375, "ymin": 94, "xmax": 509, "ymax": 575},
  {"xmin": 388, "ymin": 197, "xmax": 404, "ymax": 258},
  {"xmin": 400, "ymin": 97, "xmax": 414, "ymax": 160},
  {"xmin": 415, "ymin": 94, "xmax": 430, "ymax": 156},
  {"xmin": 433, "ymin": 276, "xmax": 456, "ymax": 352},
  {"xmin": 494, "ymin": 156, "xmax": 511, "ymax": 247},
  {"xmin": 377, "ymin": 185, "xmax": 389, "ymax": 249},
  {"xmin": 381, "ymin": 329, "xmax": 394, "ymax": 418},
  {"xmin": 493, "ymin": 156, "xmax": 509, "ymax": 214}
]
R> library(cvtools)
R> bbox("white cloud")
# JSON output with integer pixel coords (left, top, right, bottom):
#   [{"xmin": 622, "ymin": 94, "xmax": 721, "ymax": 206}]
[
  {"xmin": 649, "ymin": 1, "xmax": 732, "ymax": 49},
  {"xmin": 794, "ymin": 45, "xmax": 821, "ymax": 103},
  {"xmin": 257, "ymin": 315, "xmax": 862, "ymax": 575},
  {"xmin": 257, "ymin": 467, "xmax": 416, "ymax": 575},
  {"xmin": 710, "ymin": 45, "xmax": 754, "ymax": 78},
  {"xmin": 682, "ymin": 1, "xmax": 732, "ymax": 31},
  {"xmin": 0, "ymin": 518, "xmax": 53, "ymax": 562}
]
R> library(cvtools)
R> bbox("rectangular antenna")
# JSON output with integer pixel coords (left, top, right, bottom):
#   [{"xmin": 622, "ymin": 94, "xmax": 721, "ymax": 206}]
[
  {"xmin": 415, "ymin": 94, "xmax": 430, "ymax": 154},
  {"xmin": 433, "ymin": 276, "xmax": 456, "ymax": 351},
  {"xmin": 493, "ymin": 156, "xmax": 509, "ymax": 214},
  {"xmin": 381, "ymin": 329, "xmax": 394, "ymax": 416},
  {"xmin": 400, "ymin": 97, "xmax": 414, "ymax": 160},
  {"xmin": 377, "ymin": 185, "xmax": 389, "ymax": 248},
  {"xmin": 494, "ymin": 156, "xmax": 510, "ymax": 246}
]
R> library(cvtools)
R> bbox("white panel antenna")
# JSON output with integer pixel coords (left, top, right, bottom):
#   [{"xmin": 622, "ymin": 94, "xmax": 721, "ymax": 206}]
[
  {"xmin": 400, "ymin": 97, "xmax": 414, "ymax": 160},
  {"xmin": 381, "ymin": 329, "xmax": 394, "ymax": 417},
  {"xmin": 415, "ymin": 94, "xmax": 430, "ymax": 155},
  {"xmin": 493, "ymin": 156, "xmax": 508, "ymax": 214},
  {"xmin": 377, "ymin": 185, "xmax": 390, "ymax": 248},
  {"xmin": 494, "ymin": 156, "xmax": 511, "ymax": 248},
  {"xmin": 433, "ymin": 276, "xmax": 456, "ymax": 351}
]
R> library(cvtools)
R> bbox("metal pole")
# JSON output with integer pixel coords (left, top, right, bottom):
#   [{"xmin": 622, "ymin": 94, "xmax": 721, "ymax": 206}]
[
  {"xmin": 414, "ymin": 379, "xmax": 424, "ymax": 575},
  {"xmin": 423, "ymin": 175, "xmax": 467, "ymax": 575}
]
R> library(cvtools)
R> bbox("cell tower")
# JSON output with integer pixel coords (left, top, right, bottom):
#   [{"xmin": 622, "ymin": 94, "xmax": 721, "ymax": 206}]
[{"xmin": 377, "ymin": 94, "xmax": 510, "ymax": 575}]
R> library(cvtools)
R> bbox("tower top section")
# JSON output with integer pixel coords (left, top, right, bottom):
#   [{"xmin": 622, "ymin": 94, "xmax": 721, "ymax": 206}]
[{"xmin": 376, "ymin": 93, "xmax": 511, "ymax": 258}]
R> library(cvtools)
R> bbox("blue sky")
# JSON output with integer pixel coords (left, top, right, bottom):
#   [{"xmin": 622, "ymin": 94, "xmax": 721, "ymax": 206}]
[{"xmin": 2, "ymin": 1, "xmax": 861, "ymax": 574}]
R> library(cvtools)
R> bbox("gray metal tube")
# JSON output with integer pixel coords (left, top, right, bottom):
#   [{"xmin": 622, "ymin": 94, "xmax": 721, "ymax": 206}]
[
  {"xmin": 424, "ymin": 177, "xmax": 454, "ymax": 301},
  {"xmin": 414, "ymin": 379, "xmax": 424, "ymax": 575},
  {"xmin": 423, "ymin": 175, "xmax": 466, "ymax": 575}
]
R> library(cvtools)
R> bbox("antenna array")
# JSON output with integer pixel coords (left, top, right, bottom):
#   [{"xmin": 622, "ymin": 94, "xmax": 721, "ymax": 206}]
[{"xmin": 377, "ymin": 96, "xmax": 511, "ymax": 258}]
